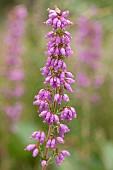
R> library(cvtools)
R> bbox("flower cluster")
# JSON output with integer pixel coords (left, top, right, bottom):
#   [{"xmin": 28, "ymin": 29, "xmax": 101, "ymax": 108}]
[
  {"xmin": 2, "ymin": 5, "xmax": 27, "ymax": 130},
  {"xmin": 76, "ymin": 10, "xmax": 104, "ymax": 103},
  {"xmin": 25, "ymin": 6, "xmax": 76, "ymax": 169}
]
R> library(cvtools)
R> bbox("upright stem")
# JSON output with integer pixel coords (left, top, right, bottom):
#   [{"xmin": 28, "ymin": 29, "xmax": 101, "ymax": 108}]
[
  {"xmin": 43, "ymin": 125, "xmax": 52, "ymax": 170},
  {"xmin": 54, "ymin": 88, "xmax": 58, "ymax": 112},
  {"xmin": 42, "ymin": 166, "xmax": 46, "ymax": 170},
  {"xmin": 42, "ymin": 165, "xmax": 47, "ymax": 170},
  {"xmin": 43, "ymin": 88, "xmax": 58, "ymax": 170},
  {"xmin": 45, "ymin": 125, "xmax": 53, "ymax": 158}
]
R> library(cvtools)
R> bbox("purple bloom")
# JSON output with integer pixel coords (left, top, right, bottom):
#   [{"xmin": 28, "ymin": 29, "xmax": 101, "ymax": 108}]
[
  {"xmin": 56, "ymin": 137, "xmax": 64, "ymax": 144},
  {"xmin": 60, "ymin": 72, "xmax": 65, "ymax": 83},
  {"xmin": 63, "ymin": 94, "xmax": 70, "ymax": 102},
  {"xmin": 33, "ymin": 97, "xmax": 49, "ymax": 112},
  {"xmin": 62, "ymin": 11, "xmax": 69, "ymax": 18},
  {"xmin": 34, "ymin": 89, "xmax": 52, "ymax": 103},
  {"xmin": 56, "ymin": 150, "xmax": 70, "ymax": 166},
  {"xmin": 59, "ymin": 153, "xmax": 65, "ymax": 161},
  {"xmin": 25, "ymin": 144, "xmax": 35, "ymax": 151},
  {"xmin": 58, "ymin": 123, "xmax": 70, "ymax": 137},
  {"xmin": 29, "ymin": 131, "xmax": 38, "ymax": 139},
  {"xmin": 43, "ymin": 112, "xmax": 59, "ymax": 125},
  {"xmin": 39, "ymin": 110, "xmax": 48, "ymax": 117},
  {"xmin": 32, "ymin": 148, "xmax": 39, "ymax": 157},
  {"xmin": 61, "ymin": 107, "xmax": 76, "ymax": 122},
  {"xmin": 64, "ymin": 82, "xmax": 73, "ymax": 93},
  {"xmin": 54, "ymin": 94, "xmax": 63, "ymax": 105},
  {"xmin": 56, "ymin": 156, "xmax": 60, "ymax": 166},
  {"xmin": 29, "ymin": 131, "xmax": 46, "ymax": 144},
  {"xmin": 54, "ymin": 114, "xmax": 60, "ymax": 124},
  {"xmin": 24, "ymin": 143, "xmax": 39, "ymax": 157},
  {"xmin": 43, "ymin": 112, "xmax": 51, "ymax": 123},
  {"xmin": 61, "ymin": 150, "xmax": 70, "ymax": 156},
  {"xmin": 65, "ymin": 72, "xmax": 74, "ymax": 78},
  {"xmin": 65, "ymin": 78, "xmax": 75, "ymax": 84},
  {"xmin": 51, "ymin": 139, "xmax": 56, "ymax": 150},
  {"xmin": 60, "ymin": 48, "xmax": 66, "ymax": 56},
  {"xmin": 46, "ymin": 137, "xmax": 65, "ymax": 150},
  {"xmin": 36, "ymin": 131, "xmax": 41, "ymax": 140},
  {"xmin": 40, "ymin": 131, "xmax": 46, "ymax": 144},
  {"xmin": 46, "ymin": 139, "xmax": 51, "ymax": 148},
  {"xmin": 41, "ymin": 160, "xmax": 47, "ymax": 167},
  {"xmin": 54, "ymin": 94, "xmax": 60, "ymax": 101},
  {"xmin": 46, "ymin": 138, "xmax": 56, "ymax": 150}
]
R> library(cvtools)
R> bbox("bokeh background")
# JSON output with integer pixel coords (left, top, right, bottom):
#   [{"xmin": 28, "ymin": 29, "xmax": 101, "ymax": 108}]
[{"xmin": 0, "ymin": 0, "xmax": 113, "ymax": 170}]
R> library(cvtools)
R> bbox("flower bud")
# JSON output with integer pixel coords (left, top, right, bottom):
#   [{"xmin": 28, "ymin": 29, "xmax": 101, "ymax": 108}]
[
  {"xmin": 32, "ymin": 148, "xmax": 38, "ymax": 157},
  {"xmin": 25, "ymin": 144, "xmax": 35, "ymax": 151},
  {"xmin": 41, "ymin": 160, "xmax": 47, "ymax": 167}
]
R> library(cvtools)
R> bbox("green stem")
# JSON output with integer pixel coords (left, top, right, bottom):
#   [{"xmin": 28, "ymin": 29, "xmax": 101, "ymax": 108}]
[
  {"xmin": 44, "ymin": 88, "xmax": 58, "ymax": 170},
  {"xmin": 42, "ymin": 166, "xmax": 46, "ymax": 170},
  {"xmin": 45, "ymin": 125, "xmax": 53, "ymax": 158}
]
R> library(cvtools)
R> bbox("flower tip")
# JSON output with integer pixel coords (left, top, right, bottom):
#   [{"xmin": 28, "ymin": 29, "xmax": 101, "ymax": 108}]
[
  {"xmin": 47, "ymin": 8, "xmax": 50, "ymax": 11},
  {"xmin": 68, "ymin": 21, "xmax": 74, "ymax": 25},
  {"xmin": 54, "ymin": 5, "xmax": 57, "ymax": 10}
]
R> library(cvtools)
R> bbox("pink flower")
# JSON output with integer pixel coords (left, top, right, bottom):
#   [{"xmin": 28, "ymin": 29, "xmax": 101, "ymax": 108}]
[{"xmin": 25, "ymin": 6, "xmax": 76, "ymax": 168}]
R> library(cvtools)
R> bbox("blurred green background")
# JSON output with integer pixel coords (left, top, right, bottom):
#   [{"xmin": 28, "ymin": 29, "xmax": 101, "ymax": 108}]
[{"xmin": 0, "ymin": 0, "xmax": 113, "ymax": 170}]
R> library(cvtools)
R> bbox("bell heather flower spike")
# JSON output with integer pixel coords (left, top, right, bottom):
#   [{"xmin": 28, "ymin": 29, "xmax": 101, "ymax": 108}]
[{"xmin": 25, "ymin": 6, "xmax": 76, "ymax": 169}]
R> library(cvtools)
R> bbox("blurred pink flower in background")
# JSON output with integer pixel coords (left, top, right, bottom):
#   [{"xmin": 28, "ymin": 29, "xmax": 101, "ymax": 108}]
[
  {"xmin": 1, "ymin": 5, "xmax": 27, "ymax": 131},
  {"xmin": 90, "ymin": 93, "xmax": 100, "ymax": 103},
  {"xmin": 75, "ymin": 8, "xmax": 104, "ymax": 104},
  {"xmin": 8, "ymin": 70, "xmax": 25, "ymax": 81},
  {"xmin": 77, "ymin": 73, "xmax": 90, "ymax": 87},
  {"xmin": 4, "ymin": 103, "xmax": 23, "ymax": 122}
]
